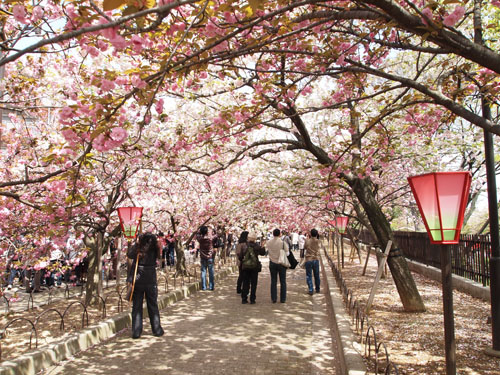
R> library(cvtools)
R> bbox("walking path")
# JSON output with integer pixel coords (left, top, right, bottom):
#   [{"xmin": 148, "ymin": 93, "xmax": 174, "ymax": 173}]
[{"xmin": 41, "ymin": 255, "xmax": 340, "ymax": 375}]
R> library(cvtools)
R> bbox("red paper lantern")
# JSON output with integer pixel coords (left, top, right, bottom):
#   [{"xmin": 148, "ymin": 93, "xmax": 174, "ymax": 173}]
[
  {"xmin": 335, "ymin": 216, "xmax": 349, "ymax": 234},
  {"xmin": 117, "ymin": 207, "xmax": 143, "ymax": 239},
  {"xmin": 408, "ymin": 172, "xmax": 471, "ymax": 244}
]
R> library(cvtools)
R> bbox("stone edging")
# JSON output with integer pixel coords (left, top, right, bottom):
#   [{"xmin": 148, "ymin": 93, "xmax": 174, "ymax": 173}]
[
  {"xmin": 319, "ymin": 248, "xmax": 367, "ymax": 375},
  {"xmin": 0, "ymin": 265, "xmax": 237, "ymax": 375}
]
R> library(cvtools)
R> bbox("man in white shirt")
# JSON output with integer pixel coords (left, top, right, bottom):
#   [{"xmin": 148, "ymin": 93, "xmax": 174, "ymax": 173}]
[
  {"xmin": 298, "ymin": 232, "xmax": 307, "ymax": 258},
  {"xmin": 266, "ymin": 228, "xmax": 288, "ymax": 303},
  {"xmin": 291, "ymin": 232, "xmax": 299, "ymax": 251}
]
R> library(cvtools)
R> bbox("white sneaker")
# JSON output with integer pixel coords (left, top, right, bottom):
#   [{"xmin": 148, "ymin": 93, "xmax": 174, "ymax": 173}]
[{"xmin": 7, "ymin": 284, "xmax": 12, "ymax": 290}]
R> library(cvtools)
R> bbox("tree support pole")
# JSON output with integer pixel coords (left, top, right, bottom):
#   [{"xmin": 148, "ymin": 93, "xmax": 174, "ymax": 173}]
[
  {"xmin": 441, "ymin": 245, "xmax": 456, "ymax": 375},
  {"xmin": 483, "ymin": 128, "xmax": 500, "ymax": 356}
]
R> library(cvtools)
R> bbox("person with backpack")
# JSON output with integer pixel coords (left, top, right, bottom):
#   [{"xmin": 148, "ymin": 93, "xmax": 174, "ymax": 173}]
[
  {"xmin": 196, "ymin": 225, "xmax": 216, "ymax": 291},
  {"xmin": 239, "ymin": 231, "xmax": 266, "ymax": 304},
  {"xmin": 266, "ymin": 228, "xmax": 289, "ymax": 303},
  {"xmin": 234, "ymin": 230, "xmax": 249, "ymax": 294}
]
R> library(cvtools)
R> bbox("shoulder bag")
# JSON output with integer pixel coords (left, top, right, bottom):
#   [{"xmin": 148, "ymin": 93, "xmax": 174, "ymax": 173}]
[
  {"xmin": 287, "ymin": 248, "xmax": 298, "ymax": 269},
  {"xmin": 278, "ymin": 242, "xmax": 291, "ymax": 268}
]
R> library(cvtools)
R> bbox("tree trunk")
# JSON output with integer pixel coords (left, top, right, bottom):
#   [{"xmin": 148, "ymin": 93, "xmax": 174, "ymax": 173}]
[
  {"xmin": 175, "ymin": 240, "xmax": 189, "ymax": 276},
  {"xmin": 346, "ymin": 176, "xmax": 426, "ymax": 312},
  {"xmin": 84, "ymin": 233, "xmax": 104, "ymax": 305}
]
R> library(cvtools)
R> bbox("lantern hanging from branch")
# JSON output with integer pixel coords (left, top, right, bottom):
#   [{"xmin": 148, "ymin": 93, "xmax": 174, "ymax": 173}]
[
  {"xmin": 117, "ymin": 207, "xmax": 144, "ymax": 239},
  {"xmin": 335, "ymin": 216, "xmax": 349, "ymax": 234}
]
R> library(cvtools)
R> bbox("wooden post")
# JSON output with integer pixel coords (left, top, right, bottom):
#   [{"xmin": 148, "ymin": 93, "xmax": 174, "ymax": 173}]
[
  {"xmin": 441, "ymin": 245, "xmax": 456, "ymax": 375},
  {"xmin": 341, "ymin": 235, "xmax": 345, "ymax": 268},
  {"xmin": 362, "ymin": 244, "xmax": 371, "ymax": 276},
  {"xmin": 336, "ymin": 232, "xmax": 341, "ymax": 269},
  {"xmin": 116, "ymin": 236, "xmax": 122, "ymax": 290},
  {"xmin": 347, "ymin": 228, "xmax": 362, "ymax": 263},
  {"xmin": 365, "ymin": 241, "xmax": 392, "ymax": 314}
]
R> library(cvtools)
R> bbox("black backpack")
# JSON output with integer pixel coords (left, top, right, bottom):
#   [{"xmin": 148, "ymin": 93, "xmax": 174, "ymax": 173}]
[{"xmin": 241, "ymin": 243, "xmax": 259, "ymax": 270}]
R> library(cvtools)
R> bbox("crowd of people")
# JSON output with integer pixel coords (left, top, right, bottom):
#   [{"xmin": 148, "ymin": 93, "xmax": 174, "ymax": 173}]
[
  {"xmin": 2, "ymin": 225, "xmax": 322, "ymax": 340},
  {"xmin": 2, "ymin": 237, "xmax": 88, "ymax": 293},
  {"xmin": 125, "ymin": 225, "xmax": 322, "ymax": 339}
]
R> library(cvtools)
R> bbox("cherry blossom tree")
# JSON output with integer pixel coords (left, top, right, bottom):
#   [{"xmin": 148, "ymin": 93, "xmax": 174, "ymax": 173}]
[{"xmin": 1, "ymin": 0, "xmax": 499, "ymax": 311}]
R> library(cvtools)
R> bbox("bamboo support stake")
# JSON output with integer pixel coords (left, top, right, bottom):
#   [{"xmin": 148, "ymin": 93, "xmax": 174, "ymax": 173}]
[
  {"xmin": 365, "ymin": 240, "xmax": 392, "ymax": 314},
  {"xmin": 362, "ymin": 245, "xmax": 372, "ymax": 276}
]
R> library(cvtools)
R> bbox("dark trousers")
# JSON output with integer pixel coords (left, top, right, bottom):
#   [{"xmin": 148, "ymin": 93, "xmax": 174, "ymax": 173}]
[
  {"xmin": 236, "ymin": 267, "xmax": 243, "ymax": 293},
  {"xmin": 269, "ymin": 261, "xmax": 287, "ymax": 302},
  {"xmin": 241, "ymin": 268, "xmax": 259, "ymax": 303},
  {"xmin": 131, "ymin": 283, "xmax": 163, "ymax": 337}
]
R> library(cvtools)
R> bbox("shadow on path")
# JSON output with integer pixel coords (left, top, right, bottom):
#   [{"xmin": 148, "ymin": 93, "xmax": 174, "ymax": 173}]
[{"xmin": 43, "ymin": 255, "xmax": 340, "ymax": 375}]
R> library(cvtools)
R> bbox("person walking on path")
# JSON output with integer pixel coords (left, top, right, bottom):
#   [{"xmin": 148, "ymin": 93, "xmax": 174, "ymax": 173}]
[
  {"xmin": 266, "ymin": 228, "xmax": 289, "ymax": 303},
  {"xmin": 234, "ymin": 230, "xmax": 249, "ymax": 294},
  {"xmin": 239, "ymin": 231, "xmax": 266, "ymax": 304},
  {"xmin": 196, "ymin": 225, "xmax": 216, "ymax": 291},
  {"xmin": 298, "ymin": 231, "xmax": 306, "ymax": 259},
  {"xmin": 127, "ymin": 232, "xmax": 164, "ymax": 339},
  {"xmin": 304, "ymin": 228, "xmax": 321, "ymax": 295}
]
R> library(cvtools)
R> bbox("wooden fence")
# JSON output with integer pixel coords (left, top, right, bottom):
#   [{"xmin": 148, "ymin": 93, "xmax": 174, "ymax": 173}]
[{"xmin": 357, "ymin": 230, "xmax": 491, "ymax": 286}]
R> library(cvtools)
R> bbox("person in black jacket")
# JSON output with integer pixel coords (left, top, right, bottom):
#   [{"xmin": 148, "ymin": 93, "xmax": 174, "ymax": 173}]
[
  {"xmin": 127, "ymin": 232, "xmax": 164, "ymax": 339},
  {"xmin": 234, "ymin": 231, "xmax": 249, "ymax": 294},
  {"xmin": 239, "ymin": 231, "xmax": 266, "ymax": 304}
]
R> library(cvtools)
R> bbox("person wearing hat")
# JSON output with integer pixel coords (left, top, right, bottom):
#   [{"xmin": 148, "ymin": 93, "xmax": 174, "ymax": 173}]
[{"xmin": 239, "ymin": 231, "xmax": 266, "ymax": 304}]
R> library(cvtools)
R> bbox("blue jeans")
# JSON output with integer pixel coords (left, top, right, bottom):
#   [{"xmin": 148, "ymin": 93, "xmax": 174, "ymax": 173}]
[
  {"xmin": 305, "ymin": 259, "xmax": 320, "ymax": 293},
  {"xmin": 200, "ymin": 258, "xmax": 214, "ymax": 290},
  {"xmin": 269, "ymin": 261, "xmax": 287, "ymax": 302},
  {"xmin": 169, "ymin": 249, "xmax": 175, "ymax": 266}
]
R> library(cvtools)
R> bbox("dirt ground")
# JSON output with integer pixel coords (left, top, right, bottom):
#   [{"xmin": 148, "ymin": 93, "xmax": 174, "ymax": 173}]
[{"xmin": 330, "ymin": 245, "xmax": 500, "ymax": 374}]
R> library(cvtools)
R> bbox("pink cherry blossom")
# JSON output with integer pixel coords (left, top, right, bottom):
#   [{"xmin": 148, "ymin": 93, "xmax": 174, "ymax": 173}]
[
  {"xmin": 443, "ymin": 6, "xmax": 465, "ymax": 27},
  {"xmin": 130, "ymin": 35, "xmax": 144, "ymax": 53},
  {"xmin": 32, "ymin": 6, "xmax": 44, "ymax": 22},
  {"xmin": 131, "ymin": 76, "xmax": 146, "ymax": 89},
  {"xmin": 421, "ymin": 8, "xmax": 433, "ymax": 25},
  {"xmin": 155, "ymin": 98, "xmax": 164, "ymax": 114},
  {"xmin": 13, "ymin": 4, "xmax": 28, "ymax": 24},
  {"xmin": 100, "ymin": 79, "xmax": 116, "ymax": 91},
  {"xmin": 110, "ymin": 34, "xmax": 127, "ymax": 50},
  {"xmin": 110, "ymin": 127, "xmax": 128, "ymax": 143},
  {"xmin": 59, "ymin": 106, "xmax": 74, "ymax": 120}
]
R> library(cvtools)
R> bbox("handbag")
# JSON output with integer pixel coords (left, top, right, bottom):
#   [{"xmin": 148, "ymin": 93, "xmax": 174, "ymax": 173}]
[
  {"xmin": 287, "ymin": 249, "xmax": 298, "ymax": 269},
  {"xmin": 126, "ymin": 253, "xmax": 140, "ymax": 302},
  {"xmin": 278, "ymin": 242, "xmax": 291, "ymax": 268}
]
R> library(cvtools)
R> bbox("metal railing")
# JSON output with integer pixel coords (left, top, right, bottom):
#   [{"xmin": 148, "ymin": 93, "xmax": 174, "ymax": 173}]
[
  {"xmin": 324, "ymin": 244, "xmax": 399, "ymax": 374},
  {"xmin": 357, "ymin": 230, "xmax": 491, "ymax": 286}
]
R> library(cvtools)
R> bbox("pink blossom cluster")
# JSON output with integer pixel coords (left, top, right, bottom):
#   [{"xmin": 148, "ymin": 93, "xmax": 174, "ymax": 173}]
[
  {"xmin": 443, "ymin": 6, "xmax": 465, "ymax": 27},
  {"xmin": 48, "ymin": 180, "xmax": 67, "ymax": 193},
  {"xmin": 61, "ymin": 127, "xmax": 78, "ymax": 142},
  {"xmin": 93, "ymin": 127, "xmax": 128, "ymax": 152},
  {"xmin": 422, "ymin": 5, "xmax": 465, "ymax": 27}
]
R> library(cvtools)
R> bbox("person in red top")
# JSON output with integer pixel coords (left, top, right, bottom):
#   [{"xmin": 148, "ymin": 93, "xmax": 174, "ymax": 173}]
[{"xmin": 196, "ymin": 226, "xmax": 216, "ymax": 291}]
